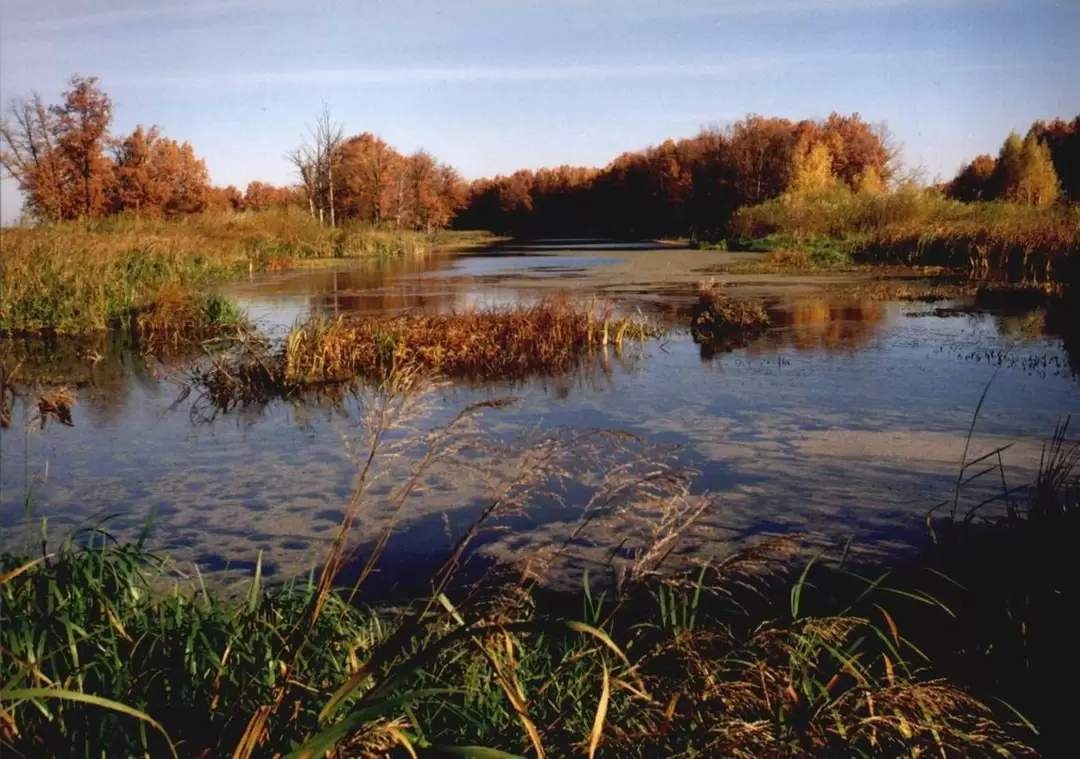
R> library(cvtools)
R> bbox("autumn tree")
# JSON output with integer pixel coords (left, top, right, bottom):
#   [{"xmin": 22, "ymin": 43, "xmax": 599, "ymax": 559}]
[
  {"xmin": 1, "ymin": 76, "xmax": 115, "ymax": 219},
  {"xmin": 1029, "ymin": 117, "xmax": 1079, "ymax": 201},
  {"xmin": 1014, "ymin": 133, "xmax": 1060, "ymax": 206},
  {"xmin": 400, "ymin": 151, "xmax": 462, "ymax": 230},
  {"xmin": 791, "ymin": 136, "xmax": 837, "ymax": 195},
  {"xmin": 820, "ymin": 112, "xmax": 898, "ymax": 190},
  {"xmin": 456, "ymin": 112, "xmax": 897, "ymax": 238},
  {"xmin": 111, "ymin": 126, "xmax": 172, "ymax": 213},
  {"xmin": 335, "ymin": 133, "xmax": 404, "ymax": 225},
  {"xmin": 947, "ymin": 154, "xmax": 997, "ymax": 201},
  {"xmin": 992, "ymin": 132, "xmax": 1025, "ymax": 201},
  {"xmin": 206, "ymin": 185, "xmax": 244, "ymax": 212},
  {"xmin": 111, "ymin": 125, "xmax": 210, "ymax": 215},
  {"xmin": 52, "ymin": 76, "xmax": 115, "ymax": 218},
  {"xmin": 727, "ymin": 115, "xmax": 797, "ymax": 205},
  {"xmin": 244, "ymin": 181, "xmax": 294, "ymax": 211}
]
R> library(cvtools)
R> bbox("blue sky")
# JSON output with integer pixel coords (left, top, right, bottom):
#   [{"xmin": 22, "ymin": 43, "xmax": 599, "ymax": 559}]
[{"xmin": 1, "ymin": 0, "xmax": 1078, "ymax": 222}]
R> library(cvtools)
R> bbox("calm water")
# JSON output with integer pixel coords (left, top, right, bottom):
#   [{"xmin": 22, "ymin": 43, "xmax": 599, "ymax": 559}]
[{"xmin": 2, "ymin": 247, "xmax": 1078, "ymax": 585}]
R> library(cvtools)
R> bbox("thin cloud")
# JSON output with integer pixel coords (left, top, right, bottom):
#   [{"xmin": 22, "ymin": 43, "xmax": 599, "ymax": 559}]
[
  {"xmin": 117, "ymin": 53, "xmax": 914, "ymax": 89},
  {"xmin": 2, "ymin": 0, "xmax": 289, "ymax": 34},
  {"xmin": 590, "ymin": 0, "xmax": 996, "ymax": 19}
]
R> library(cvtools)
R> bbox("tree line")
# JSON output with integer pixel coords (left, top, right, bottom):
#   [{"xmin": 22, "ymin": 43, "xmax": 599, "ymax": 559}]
[
  {"xmin": 0, "ymin": 76, "xmax": 466, "ymax": 229},
  {"xmin": 3, "ymin": 75, "xmax": 1076, "ymax": 236},
  {"xmin": 946, "ymin": 118, "xmax": 1078, "ymax": 207},
  {"xmin": 455, "ymin": 113, "xmax": 900, "ymax": 239}
]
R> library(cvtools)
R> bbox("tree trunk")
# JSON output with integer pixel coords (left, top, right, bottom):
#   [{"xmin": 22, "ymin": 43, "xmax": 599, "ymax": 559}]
[{"xmin": 328, "ymin": 161, "xmax": 335, "ymax": 228}]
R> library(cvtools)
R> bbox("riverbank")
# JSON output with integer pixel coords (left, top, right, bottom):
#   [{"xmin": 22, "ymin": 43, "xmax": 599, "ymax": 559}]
[
  {"xmin": 2, "ymin": 419, "xmax": 1074, "ymax": 757},
  {"xmin": 0, "ymin": 212, "xmax": 490, "ymax": 336},
  {"xmin": 727, "ymin": 193, "xmax": 1080, "ymax": 283}
]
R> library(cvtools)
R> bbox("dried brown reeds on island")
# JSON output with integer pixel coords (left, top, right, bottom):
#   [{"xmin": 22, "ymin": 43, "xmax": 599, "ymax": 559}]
[
  {"xmin": 690, "ymin": 280, "xmax": 771, "ymax": 333},
  {"xmin": 194, "ymin": 297, "xmax": 663, "ymax": 408}
]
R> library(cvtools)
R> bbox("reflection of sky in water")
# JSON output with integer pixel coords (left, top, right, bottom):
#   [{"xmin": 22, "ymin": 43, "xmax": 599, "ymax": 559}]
[
  {"xmin": 443, "ymin": 255, "xmax": 620, "ymax": 278},
  {"xmin": 3, "ymin": 257, "xmax": 1079, "ymax": 584}
]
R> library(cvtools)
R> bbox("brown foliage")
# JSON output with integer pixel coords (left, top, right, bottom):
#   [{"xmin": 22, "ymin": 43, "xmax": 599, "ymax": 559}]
[
  {"xmin": 111, "ymin": 126, "xmax": 211, "ymax": 215},
  {"xmin": 243, "ymin": 181, "xmax": 294, "ymax": 211},
  {"xmin": 206, "ymin": 185, "xmax": 244, "ymax": 213},
  {"xmin": 457, "ymin": 113, "xmax": 898, "ymax": 238},
  {"xmin": 51, "ymin": 75, "xmax": 115, "ymax": 218},
  {"xmin": 331, "ymin": 134, "xmax": 465, "ymax": 230},
  {"xmin": 2, "ymin": 76, "xmax": 213, "ymax": 220}
]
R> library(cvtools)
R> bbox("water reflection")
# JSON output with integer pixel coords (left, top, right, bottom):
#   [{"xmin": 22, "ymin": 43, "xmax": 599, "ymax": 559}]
[
  {"xmin": 692, "ymin": 296, "xmax": 891, "ymax": 362},
  {"xmin": 1, "ymin": 335, "xmax": 195, "ymax": 429},
  {"xmin": 3, "ymin": 255, "xmax": 1080, "ymax": 586}
]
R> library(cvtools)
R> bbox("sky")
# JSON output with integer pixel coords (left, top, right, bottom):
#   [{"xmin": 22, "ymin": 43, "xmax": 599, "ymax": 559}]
[{"xmin": 1, "ymin": 0, "xmax": 1078, "ymax": 222}]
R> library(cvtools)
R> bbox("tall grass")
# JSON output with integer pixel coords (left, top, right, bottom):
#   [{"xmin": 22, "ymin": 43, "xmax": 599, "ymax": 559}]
[
  {"xmin": 4, "ymin": 369, "xmax": 1074, "ymax": 756},
  {"xmin": 732, "ymin": 190, "xmax": 1080, "ymax": 283},
  {"xmin": 0, "ymin": 211, "xmax": 450, "ymax": 335},
  {"xmin": 0, "ymin": 528, "xmax": 1038, "ymax": 758}
]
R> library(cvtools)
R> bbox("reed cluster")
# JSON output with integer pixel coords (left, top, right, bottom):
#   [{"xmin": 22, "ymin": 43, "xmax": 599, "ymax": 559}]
[
  {"xmin": 194, "ymin": 297, "xmax": 663, "ymax": 408},
  {"xmin": 0, "ymin": 534, "xmax": 1038, "ymax": 758},
  {"xmin": 690, "ymin": 281, "xmax": 771, "ymax": 334},
  {"xmin": 731, "ymin": 191, "xmax": 1080, "ymax": 283},
  {"xmin": 0, "ymin": 211, "xmax": 455, "ymax": 335}
]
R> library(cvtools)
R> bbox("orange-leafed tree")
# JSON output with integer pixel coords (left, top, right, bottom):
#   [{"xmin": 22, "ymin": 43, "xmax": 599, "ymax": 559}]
[
  {"xmin": 335, "ymin": 133, "xmax": 405, "ymax": 225},
  {"xmin": 111, "ymin": 126, "xmax": 173, "ymax": 213},
  {"xmin": 51, "ymin": 75, "xmax": 115, "ymax": 218},
  {"xmin": 244, "ymin": 181, "xmax": 294, "ymax": 211},
  {"xmin": 1, "ymin": 75, "xmax": 115, "ymax": 220},
  {"xmin": 820, "ymin": 112, "xmax": 897, "ymax": 190},
  {"xmin": 400, "ymin": 151, "xmax": 464, "ymax": 230},
  {"xmin": 111, "ymin": 126, "xmax": 210, "ymax": 215},
  {"xmin": 164, "ymin": 141, "xmax": 210, "ymax": 214},
  {"xmin": 206, "ymin": 184, "xmax": 245, "ymax": 212}
]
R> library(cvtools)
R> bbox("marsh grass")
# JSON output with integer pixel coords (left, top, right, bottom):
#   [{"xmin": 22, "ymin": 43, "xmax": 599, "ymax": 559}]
[
  {"xmin": 193, "ymin": 297, "xmax": 663, "ymax": 408},
  {"xmin": 0, "ymin": 530, "xmax": 1038, "ymax": 758},
  {"xmin": 5, "ymin": 368, "xmax": 1064, "ymax": 757},
  {"xmin": 0, "ymin": 211, "xmax": 450, "ymax": 336},
  {"xmin": 732, "ymin": 192, "xmax": 1080, "ymax": 283},
  {"xmin": 689, "ymin": 280, "xmax": 771, "ymax": 340}
]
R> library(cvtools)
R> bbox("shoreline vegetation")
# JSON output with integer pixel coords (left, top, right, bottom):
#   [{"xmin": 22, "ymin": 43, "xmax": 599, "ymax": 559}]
[
  {"xmin": 192, "ymin": 297, "xmax": 662, "ymax": 410},
  {"xmin": 2, "ymin": 372, "xmax": 1077, "ymax": 757},
  {"xmin": 0, "ymin": 211, "xmax": 491, "ymax": 337},
  {"xmin": 1, "ymin": 76, "xmax": 1077, "ymax": 342},
  {"xmin": 726, "ymin": 194, "xmax": 1080, "ymax": 282}
]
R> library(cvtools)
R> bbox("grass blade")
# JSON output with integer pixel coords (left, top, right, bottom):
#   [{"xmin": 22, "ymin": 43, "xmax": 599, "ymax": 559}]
[
  {"xmin": 587, "ymin": 661, "xmax": 610, "ymax": 759},
  {"xmin": 2, "ymin": 688, "xmax": 178, "ymax": 759}
]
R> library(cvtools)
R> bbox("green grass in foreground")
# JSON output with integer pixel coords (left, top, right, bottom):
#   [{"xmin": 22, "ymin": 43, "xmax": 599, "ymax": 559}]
[
  {"xmin": 0, "ymin": 211, "xmax": 481, "ymax": 336},
  {"xmin": 4, "ymin": 414, "xmax": 1076, "ymax": 757},
  {"xmin": 0, "ymin": 531, "xmax": 1037, "ymax": 759}
]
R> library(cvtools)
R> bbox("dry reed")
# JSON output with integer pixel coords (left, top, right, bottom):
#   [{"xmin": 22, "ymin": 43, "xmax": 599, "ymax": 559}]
[{"xmin": 193, "ymin": 297, "xmax": 663, "ymax": 407}]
